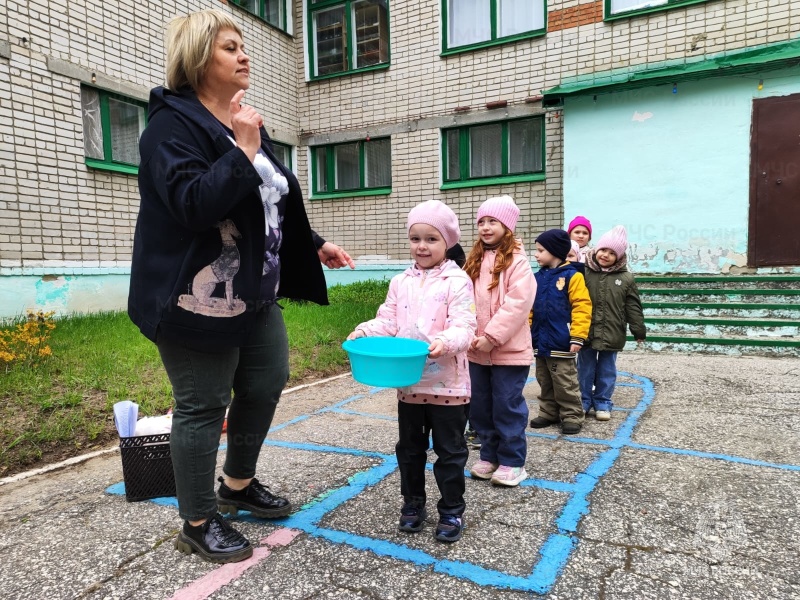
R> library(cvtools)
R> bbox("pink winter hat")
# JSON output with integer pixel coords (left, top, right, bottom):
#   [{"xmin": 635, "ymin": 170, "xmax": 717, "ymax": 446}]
[
  {"xmin": 567, "ymin": 216, "xmax": 592, "ymax": 236},
  {"xmin": 476, "ymin": 195, "xmax": 520, "ymax": 232},
  {"xmin": 595, "ymin": 225, "xmax": 628, "ymax": 257},
  {"xmin": 407, "ymin": 200, "xmax": 461, "ymax": 249}
]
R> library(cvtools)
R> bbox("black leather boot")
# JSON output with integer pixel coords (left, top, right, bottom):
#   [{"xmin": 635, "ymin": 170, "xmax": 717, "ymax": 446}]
[{"xmin": 217, "ymin": 476, "xmax": 292, "ymax": 518}]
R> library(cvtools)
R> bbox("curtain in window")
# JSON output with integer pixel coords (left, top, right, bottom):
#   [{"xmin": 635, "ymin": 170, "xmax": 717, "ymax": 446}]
[
  {"xmin": 81, "ymin": 88, "xmax": 104, "ymax": 160},
  {"xmin": 446, "ymin": 130, "xmax": 460, "ymax": 180},
  {"xmin": 448, "ymin": 0, "xmax": 491, "ymax": 47},
  {"xmin": 272, "ymin": 145, "xmax": 290, "ymax": 169},
  {"xmin": 470, "ymin": 124, "xmax": 502, "ymax": 177},
  {"xmin": 508, "ymin": 119, "xmax": 541, "ymax": 174},
  {"xmin": 365, "ymin": 139, "xmax": 391, "ymax": 187},
  {"xmin": 265, "ymin": 0, "xmax": 283, "ymax": 25},
  {"xmin": 335, "ymin": 143, "xmax": 360, "ymax": 190},
  {"xmin": 109, "ymin": 98, "xmax": 144, "ymax": 165},
  {"xmin": 498, "ymin": 0, "xmax": 544, "ymax": 37},
  {"xmin": 610, "ymin": 0, "xmax": 667, "ymax": 14},
  {"xmin": 315, "ymin": 147, "xmax": 328, "ymax": 192}
]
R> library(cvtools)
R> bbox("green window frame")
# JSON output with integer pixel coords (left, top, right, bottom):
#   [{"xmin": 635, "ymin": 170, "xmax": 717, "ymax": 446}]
[
  {"xmin": 441, "ymin": 0, "xmax": 546, "ymax": 56},
  {"xmin": 307, "ymin": 0, "xmax": 390, "ymax": 80},
  {"xmin": 604, "ymin": 0, "xmax": 712, "ymax": 20},
  {"xmin": 229, "ymin": 0, "xmax": 291, "ymax": 33},
  {"xmin": 441, "ymin": 117, "xmax": 545, "ymax": 190},
  {"xmin": 310, "ymin": 137, "xmax": 392, "ymax": 198},
  {"xmin": 81, "ymin": 86, "xmax": 147, "ymax": 175},
  {"xmin": 271, "ymin": 141, "xmax": 293, "ymax": 170}
]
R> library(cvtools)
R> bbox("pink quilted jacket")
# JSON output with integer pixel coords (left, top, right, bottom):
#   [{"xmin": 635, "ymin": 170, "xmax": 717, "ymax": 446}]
[
  {"xmin": 467, "ymin": 244, "xmax": 537, "ymax": 366},
  {"xmin": 354, "ymin": 260, "xmax": 477, "ymax": 397}
]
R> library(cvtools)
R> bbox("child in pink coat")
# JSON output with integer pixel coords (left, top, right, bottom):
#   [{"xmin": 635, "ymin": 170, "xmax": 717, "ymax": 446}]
[
  {"xmin": 464, "ymin": 196, "xmax": 537, "ymax": 487},
  {"xmin": 348, "ymin": 200, "xmax": 476, "ymax": 543}
]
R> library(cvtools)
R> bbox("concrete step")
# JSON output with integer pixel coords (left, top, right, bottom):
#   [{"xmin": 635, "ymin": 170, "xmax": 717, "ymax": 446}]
[
  {"xmin": 638, "ymin": 289, "xmax": 800, "ymax": 304},
  {"xmin": 643, "ymin": 302, "xmax": 800, "ymax": 319},
  {"xmin": 643, "ymin": 316, "xmax": 800, "ymax": 339},
  {"xmin": 625, "ymin": 334, "xmax": 800, "ymax": 357},
  {"xmin": 635, "ymin": 275, "xmax": 800, "ymax": 290}
]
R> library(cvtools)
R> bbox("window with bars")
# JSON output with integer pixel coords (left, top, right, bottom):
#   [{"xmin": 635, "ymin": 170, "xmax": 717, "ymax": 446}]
[
  {"xmin": 309, "ymin": 0, "xmax": 390, "ymax": 79},
  {"xmin": 605, "ymin": 0, "xmax": 710, "ymax": 19},
  {"xmin": 81, "ymin": 86, "xmax": 147, "ymax": 174},
  {"xmin": 442, "ymin": 117, "xmax": 544, "ymax": 188},
  {"xmin": 443, "ymin": 0, "xmax": 546, "ymax": 53},
  {"xmin": 230, "ymin": 0, "xmax": 290, "ymax": 32},
  {"xmin": 311, "ymin": 138, "xmax": 392, "ymax": 196}
]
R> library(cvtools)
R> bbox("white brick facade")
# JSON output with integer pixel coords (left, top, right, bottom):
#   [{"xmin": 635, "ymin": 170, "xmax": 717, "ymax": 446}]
[{"xmin": 1, "ymin": 0, "xmax": 798, "ymax": 313}]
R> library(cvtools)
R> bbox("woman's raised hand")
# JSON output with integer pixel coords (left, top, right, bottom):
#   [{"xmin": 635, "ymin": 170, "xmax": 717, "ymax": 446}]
[{"xmin": 230, "ymin": 89, "xmax": 263, "ymax": 163}]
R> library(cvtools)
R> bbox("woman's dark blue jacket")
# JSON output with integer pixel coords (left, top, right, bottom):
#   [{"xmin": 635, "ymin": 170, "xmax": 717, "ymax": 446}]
[{"xmin": 128, "ymin": 86, "xmax": 327, "ymax": 351}]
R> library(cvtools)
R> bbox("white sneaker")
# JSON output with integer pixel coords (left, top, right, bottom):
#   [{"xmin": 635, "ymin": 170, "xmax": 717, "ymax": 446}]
[
  {"xmin": 490, "ymin": 465, "xmax": 527, "ymax": 487},
  {"xmin": 595, "ymin": 410, "xmax": 611, "ymax": 421},
  {"xmin": 470, "ymin": 460, "xmax": 499, "ymax": 480}
]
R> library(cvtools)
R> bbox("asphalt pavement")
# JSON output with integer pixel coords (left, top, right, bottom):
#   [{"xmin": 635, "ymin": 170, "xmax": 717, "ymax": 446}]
[{"xmin": 0, "ymin": 352, "xmax": 798, "ymax": 599}]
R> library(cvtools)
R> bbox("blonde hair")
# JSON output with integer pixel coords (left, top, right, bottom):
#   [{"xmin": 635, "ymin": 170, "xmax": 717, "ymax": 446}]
[{"xmin": 165, "ymin": 9, "xmax": 243, "ymax": 92}]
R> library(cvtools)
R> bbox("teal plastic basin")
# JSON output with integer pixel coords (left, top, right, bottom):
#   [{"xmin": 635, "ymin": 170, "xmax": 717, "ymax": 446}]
[{"xmin": 342, "ymin": 336, "xmax": 430, "ymax": 387}]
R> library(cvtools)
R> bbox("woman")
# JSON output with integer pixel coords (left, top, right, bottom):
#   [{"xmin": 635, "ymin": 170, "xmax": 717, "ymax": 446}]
[{"xmin": 129, "ymin": 9, "xmax": 351, "ymax": 564}]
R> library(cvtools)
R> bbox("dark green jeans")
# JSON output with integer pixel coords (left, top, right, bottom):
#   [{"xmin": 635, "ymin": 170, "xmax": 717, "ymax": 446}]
[{"xmin": 157, "ymin": 305, "xmax": 289, "ymax": 521}]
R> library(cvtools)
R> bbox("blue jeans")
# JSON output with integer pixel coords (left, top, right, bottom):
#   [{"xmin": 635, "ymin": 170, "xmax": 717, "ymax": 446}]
[
  {"xmin": 157, "ymin": 305, "xmax": 289, "ymax": 521},
  {"xmin": 468, "ymin": 363, "xmax": 530, "ymax": 468},
  {"xmin": 577, "ymin": 348, "xmax": 618, "ymax": 412}
]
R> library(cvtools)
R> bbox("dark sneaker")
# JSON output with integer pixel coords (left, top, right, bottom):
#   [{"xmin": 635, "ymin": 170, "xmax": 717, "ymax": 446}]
[
  {"xmin": 530, "ymin": 417, "xmax": 558, "ymax": 429},
  {"xmin": 465, "ymin": 429, "xmax": 481, "ymax": 450},
  {"xmin": 435, "ymin": 514, "xmax": 464, "ymax": 543},
  {"xmin": 561, "ymin": 421, "xmax": 583, "ymax": 435},
  {"xmin": 174, "ymin": 513, "xmax": 253, "ymax": 563},
  {"xmin": 398, "ymin": 503, "xmax": 427, "ymax": 533},
  {"xmin": 217, "ymin": 476, "xmax": 292, "ymax": 518}
]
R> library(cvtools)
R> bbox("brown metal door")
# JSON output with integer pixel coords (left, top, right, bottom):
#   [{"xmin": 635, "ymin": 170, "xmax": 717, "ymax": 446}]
[{"xmin": 749, "ymin": 94, "xmax": 800, "ymax": 266}]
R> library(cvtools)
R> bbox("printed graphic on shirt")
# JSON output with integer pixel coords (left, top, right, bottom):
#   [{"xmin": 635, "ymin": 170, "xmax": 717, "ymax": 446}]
[
  {"xmin": 178, "ymin": 219, "xmax": 246, "ymax": 317},
  {"xmin": 253, "ymin": 149, "xmax": 288, "ymax": 297}
]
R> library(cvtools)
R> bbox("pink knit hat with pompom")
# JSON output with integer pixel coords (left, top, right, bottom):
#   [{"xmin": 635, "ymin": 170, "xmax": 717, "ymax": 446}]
[{"xmin": 595, "ymin": 225, "xmax": 628, "ymax": 257}]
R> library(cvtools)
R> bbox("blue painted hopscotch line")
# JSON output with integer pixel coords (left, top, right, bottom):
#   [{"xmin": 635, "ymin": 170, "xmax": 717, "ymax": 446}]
[{"xmin": 107, "ymin": 370, "xmax": 800, "ymax": 593}]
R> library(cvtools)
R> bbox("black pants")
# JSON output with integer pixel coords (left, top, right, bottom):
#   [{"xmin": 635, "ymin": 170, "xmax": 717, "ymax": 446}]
[{"xmin": 396, "ymin": 401, "xmax": 468, "ymax": 516}]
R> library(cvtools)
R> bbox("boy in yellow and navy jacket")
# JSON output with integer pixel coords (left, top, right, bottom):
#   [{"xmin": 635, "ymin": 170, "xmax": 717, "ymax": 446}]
[{"xmin": 529, "ymin": 229, "xmax": 592, "ymax": 435}]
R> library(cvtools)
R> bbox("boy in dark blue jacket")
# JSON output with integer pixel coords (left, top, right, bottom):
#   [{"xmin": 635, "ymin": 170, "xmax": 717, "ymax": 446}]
[{"xmin": 529, "ymin": 230, "xmax": 593, "ymax": 435}]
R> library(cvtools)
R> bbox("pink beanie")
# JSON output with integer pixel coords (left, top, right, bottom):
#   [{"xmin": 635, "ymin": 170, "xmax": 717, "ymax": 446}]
[
  {"xmin": 595, "ymin": 225, "xmax": 628, "ymax": 257},
  {"xmin": 567, "ymin": 216, "xmax": 592, "ymax": 236},
  {"xmin": 569, "ymin": 240, "xmax": 580, "ymax": 257},
  {"xmin": 476, "ymin": 195, "xmax": 520, "ymax": 232},
  {"xmin": 407, "ymin": 200, "xmax": 461, "ymax": 249}
]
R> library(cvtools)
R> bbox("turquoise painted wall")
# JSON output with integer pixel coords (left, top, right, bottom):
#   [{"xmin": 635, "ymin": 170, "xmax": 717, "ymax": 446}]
[
  {"xmin": 563, "ymin": 69, "xmax": 800, "ymax": 273},
  {"xmin": 0, "ymin": 267, "xmax": 407, "ymax": 320}
]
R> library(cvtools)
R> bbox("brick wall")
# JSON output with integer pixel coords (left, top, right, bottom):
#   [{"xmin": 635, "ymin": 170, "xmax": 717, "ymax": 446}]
[
  {"xmin": 0, "ymin": 0, "xmax": 296, "ymax": 269},
  {"xmin": 1, "ymin": 0, "xmax": 798, "ymax": 270}
]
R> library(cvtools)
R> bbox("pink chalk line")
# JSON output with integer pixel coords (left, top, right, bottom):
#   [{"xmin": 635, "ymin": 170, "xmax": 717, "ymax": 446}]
[{"xmin": 167, "ymin": 528, "xmax": 301, "ymax": 600}]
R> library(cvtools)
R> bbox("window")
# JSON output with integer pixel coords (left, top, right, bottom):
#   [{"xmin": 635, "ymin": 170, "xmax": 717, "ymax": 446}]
[
  {"xmin": 605, "ymin": 0, "xmax": 710, "ymax": 19},
  {"xmin": 271, "ymin": 142, "xmax": 293, "ymax": 170},
  {"xmin": 311, "ymin": 138, "xmax": 391, "ymax": 197},
  {"xmin": 230, "ymin": 0, "xmax": 291, "ymax": 32},
  {"xmin": 81, "ymin": 86, "xmax": 146, "ymax": 174},
  {"xmin": 441, "ymin": 117, "xmax": 544, "ymax": 188},
  {"xmin": 309, "ymin": 0, "xmax": 390, "ymax": 79},
  {"xmin": 443, "ymin": 0, "xmax": 546, "ymax": 54}
]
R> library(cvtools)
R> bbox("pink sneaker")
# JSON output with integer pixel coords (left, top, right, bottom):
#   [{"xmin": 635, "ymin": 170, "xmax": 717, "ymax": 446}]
[
  {"xmin": 469, "ymin": 460, "xmax": 499, "ymax": 480},
  {"xmin": 490, "ymin": 465, "xmax": 528, "ymax": 487}
]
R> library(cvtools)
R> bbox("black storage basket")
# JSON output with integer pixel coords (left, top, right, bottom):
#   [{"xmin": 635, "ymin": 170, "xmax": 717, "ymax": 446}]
[{"xmin": 119, "ymin": 433, "xmax": 176, "ymax": 502}]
